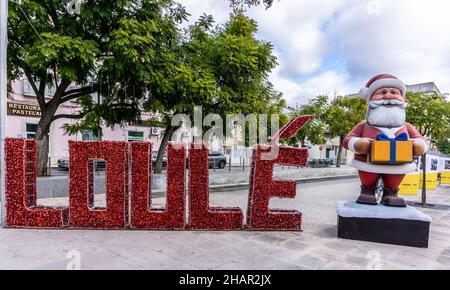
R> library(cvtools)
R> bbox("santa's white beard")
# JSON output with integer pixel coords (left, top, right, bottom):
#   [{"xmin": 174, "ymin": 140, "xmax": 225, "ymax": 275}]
[{"xmin": 367, "ymin": 105, "xmax": 406, "ymax": 128}]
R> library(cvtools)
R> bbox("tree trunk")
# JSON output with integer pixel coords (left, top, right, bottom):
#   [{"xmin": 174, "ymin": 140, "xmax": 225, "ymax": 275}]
[
  {"xmin": 154, "ymin": 125, "xmax": 177, "ymax": 174},
  {"xmin": 24, "ymin": 78, "xmax": 70, "ymax": 176},
  {"xmin": 35, "ymin": 105, "xmax": 59, "ymax": 176},
  {"xmin": 36, "ymin": 133, "xmax": 50, "ymax": 176},
  {"xmin": 336, "ymin": 135, "xmax": 344, "ymax": 168}
]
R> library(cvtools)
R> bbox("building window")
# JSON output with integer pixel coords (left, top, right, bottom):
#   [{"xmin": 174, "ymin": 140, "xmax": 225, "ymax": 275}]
[
  {"xmin": 82, "ymin": 130, "xmax": 100, "ymax": 141},
  {"xmin": 22, "ymin": 79, "xmax": 56, "ymax": 97},
  {"xmin": 23, "ymin": 79, "xmax": 34, "ymax": 95},
  {"xmin": 26, "ymin": 123, "xmax": 37, "ymax": 140},
  {"xmin": 128, "ymin": 131, "xmax": 144, "ymax": 141}
]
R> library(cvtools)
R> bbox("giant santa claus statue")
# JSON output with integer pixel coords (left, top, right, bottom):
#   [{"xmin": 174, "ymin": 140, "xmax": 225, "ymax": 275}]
[{"xmin": 343, "ymin": 74, "xmax": 427, "ymax": 207}]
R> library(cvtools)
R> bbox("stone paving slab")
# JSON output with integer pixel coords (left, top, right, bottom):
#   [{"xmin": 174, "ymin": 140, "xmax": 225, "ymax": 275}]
[{"xmin": 0, "ymin": 180, "xmax": 449, "ymax": 270}]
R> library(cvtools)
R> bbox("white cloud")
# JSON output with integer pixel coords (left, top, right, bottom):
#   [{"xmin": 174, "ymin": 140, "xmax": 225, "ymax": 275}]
[
  {"xmin": 327, "ymin": 0, "xmax": 450, "ymax": 91},
  {"xmin": 270, "ymin": 68, "xmax": 352, "ymax": 106},
  {"xmin": 176, "ymin": 0, "xmax": 231, "ymax": 27},
  {"xmin": 246, "ymin": 0, "xmax": 350, "ymax": 77},
  {"xmin": 175, "ymin": 0, "xmax": 450, "ymax": 105},
  {"xmin": 268, "ymin": 50, "xmax": 353, "ymax": 105}
]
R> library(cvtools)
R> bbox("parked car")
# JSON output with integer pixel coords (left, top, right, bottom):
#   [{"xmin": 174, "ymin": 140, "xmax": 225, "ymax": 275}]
[
  {"xmin": 185, "ymin": 151, "xmax": 227, "ymax": 169},
  {"xmin": 57, "ymin": 158, "xmax": 69, "ymax": 170},
  {"xmin": 152, "ymin": 151, "xmax": 167, "ymax": 168},
  {"xmin": 307, "ymin": 159, "xmax": 333, "ymax": 168},
  {"xmin": 208, "ymin": 152, "xmax": 227, "ymax": 169},
  {"xmin": 57, "ymin": 158, "xmax": 106, "ymax": 170}
]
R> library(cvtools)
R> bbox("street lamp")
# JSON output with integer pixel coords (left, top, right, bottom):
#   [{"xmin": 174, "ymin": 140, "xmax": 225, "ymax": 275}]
[{"xmin": 0, "ymin": 0, "xmax": 8, "ymax": 227}]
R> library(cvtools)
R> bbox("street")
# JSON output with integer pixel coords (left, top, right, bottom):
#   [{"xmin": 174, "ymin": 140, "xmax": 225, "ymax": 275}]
[
  {"xmin": 35, "ymin": 165, "xmax": 358, "ymax": 199},
  {"xmin": 46, "ymin": 163, "xmax": 324, "ymax": 176},
  {"xmin": 0, "ymin": 178, "xmax": 449, "ymax": 270}
]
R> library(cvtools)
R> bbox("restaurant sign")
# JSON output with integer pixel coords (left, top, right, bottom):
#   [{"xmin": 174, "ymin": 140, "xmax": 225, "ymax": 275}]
[{"xmin": 7, "ymin": 102, "xmax": 42, "ymax": 118}]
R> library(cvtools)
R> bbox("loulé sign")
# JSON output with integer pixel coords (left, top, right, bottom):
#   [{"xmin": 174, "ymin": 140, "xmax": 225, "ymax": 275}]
[{"xmin": 2, "ymin": 116, "xmax": 311, "ymax": 230}]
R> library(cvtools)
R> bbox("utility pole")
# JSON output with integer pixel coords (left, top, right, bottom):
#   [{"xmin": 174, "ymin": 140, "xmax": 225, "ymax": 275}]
[
  {"xmin": 421, "ymin": 153, "xmax": 427, "ymax": 206},
  {"xmin": 0, "ymin": 0, "xmax": 8, "ymax": 227}
]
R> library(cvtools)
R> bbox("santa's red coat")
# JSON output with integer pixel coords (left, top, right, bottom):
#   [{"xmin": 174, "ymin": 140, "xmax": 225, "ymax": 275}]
[{"xmin": 343, "ymin": 122, "xmax": 427, "ymax": 174}]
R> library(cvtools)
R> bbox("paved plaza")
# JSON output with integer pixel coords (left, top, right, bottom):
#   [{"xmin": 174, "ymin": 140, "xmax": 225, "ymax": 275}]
[{"xmin": 0, "ymin": 178, "xmax": 449, "ymax": 270}]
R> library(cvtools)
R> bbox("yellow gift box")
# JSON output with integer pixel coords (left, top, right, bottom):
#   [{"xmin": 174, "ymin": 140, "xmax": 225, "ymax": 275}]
[{"xmin": 368, "ymin": 133, "xmax": 413, "ymax": 164}]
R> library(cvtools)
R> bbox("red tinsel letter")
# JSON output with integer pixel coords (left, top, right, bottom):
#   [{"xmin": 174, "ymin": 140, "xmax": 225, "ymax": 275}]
[
  {"xmin": 5, "ymin": 138, "xmax": 68, "ymax": 228},
  {"xmin": 247, "ymin": 116, "xmax": 312, "ymax": 231},
  {"xmin": 68, "ymin": 141, "xmax": 128, "ymax": 229},
  {"xmin": 189, "ymin": 143, "xmax": 243, "ymax": 230},
  {"xmin": 130, "ymin": 142, "xmax": 186, "ymax": 229}
]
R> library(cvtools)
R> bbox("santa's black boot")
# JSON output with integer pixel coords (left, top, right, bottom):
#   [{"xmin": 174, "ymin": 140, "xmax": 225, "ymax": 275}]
[
  {"xmin": 356, "ymin": 185, "xmax": 378, "ymax": 205},
  {"xmin": 381, "ymin": 187, "xmax": 407, "ymax": 207}
]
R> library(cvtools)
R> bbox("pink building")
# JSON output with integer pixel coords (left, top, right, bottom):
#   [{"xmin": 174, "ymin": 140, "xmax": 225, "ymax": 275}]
[{"xmin": 7, "ymin": 79, "xmax": 163, "ymax": 166}]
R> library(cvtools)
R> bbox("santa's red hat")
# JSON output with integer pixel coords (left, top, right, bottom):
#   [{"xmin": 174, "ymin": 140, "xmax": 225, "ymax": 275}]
[{"xmin": 359, "ymin": 74, "xmax": 406, "ymax": 101}]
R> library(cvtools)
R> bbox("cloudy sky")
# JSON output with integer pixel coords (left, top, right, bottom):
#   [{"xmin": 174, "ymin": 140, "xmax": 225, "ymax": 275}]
[{"xmin": 176, "ymin": 0, "xmax": 450, "ymax": 106}]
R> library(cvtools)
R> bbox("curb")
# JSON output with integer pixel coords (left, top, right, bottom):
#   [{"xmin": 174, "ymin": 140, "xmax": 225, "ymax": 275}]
[
  {"xmin": 152, "ymin": 174, "xmax": 358, "ymax": 195},
  {"xmin": 211, "ymin": 174, "xmax": 359, "ymax": 193}
]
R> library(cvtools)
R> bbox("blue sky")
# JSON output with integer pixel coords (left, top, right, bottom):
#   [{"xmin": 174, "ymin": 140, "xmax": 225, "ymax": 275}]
[{"xmin": 177, "ymin": 0, "xmax": 450, "ymax": 106}]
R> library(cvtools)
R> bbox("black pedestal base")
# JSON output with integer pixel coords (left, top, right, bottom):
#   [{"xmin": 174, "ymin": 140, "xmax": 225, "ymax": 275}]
[{"xmin": 337, "ymin": 201, "xmax": 431, "ymax": 248}]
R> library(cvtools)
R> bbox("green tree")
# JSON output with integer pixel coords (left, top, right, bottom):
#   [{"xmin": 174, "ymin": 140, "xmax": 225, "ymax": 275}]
[
  {"xmin": 406, "ymin": 92, "xmax": 450, "ymax": 150},
  {"xmin": 436, "ymin": 140, "xmax": 450, "ymax": 155},
  {"xmin": 148, "ymin": 12, "xmax": 282, "ymax": 173},
  {"xmin": 289, "ymin": 95, "xmax": 328, "ymax": 147},
  {"xmin": 8, "ymin": 0, "xmax": 188, "ymax": 175},
  {"xmin": 229, "ymin": 0, "xmax": 274, "ymax": 9},
  {"xmin": 324, "ymin": 97, "xmax": 367, "ymax": 168}
]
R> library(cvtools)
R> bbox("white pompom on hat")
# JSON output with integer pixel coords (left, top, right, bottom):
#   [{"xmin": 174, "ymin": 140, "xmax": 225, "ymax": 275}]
[{"xmin": 359, "ymin": 74, "xmax": 407, "ymax": 102}]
